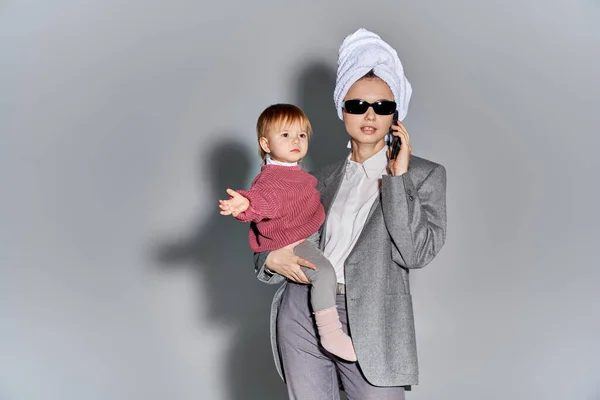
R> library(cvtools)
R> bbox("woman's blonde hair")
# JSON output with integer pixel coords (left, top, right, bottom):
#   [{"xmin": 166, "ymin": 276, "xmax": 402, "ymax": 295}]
[{"xmin": 256, "ymin": 104, "xmax": 313, "ymax": 161}]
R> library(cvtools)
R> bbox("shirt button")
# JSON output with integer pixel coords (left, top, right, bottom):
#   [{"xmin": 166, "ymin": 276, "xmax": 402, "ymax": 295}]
[
  {"xmin": 407, "ymin": 189, "xmax": 412, "ymax": 195},
  {"xmin": 409, "ymin": 195, "xmax": 414, "ymax": 201}
]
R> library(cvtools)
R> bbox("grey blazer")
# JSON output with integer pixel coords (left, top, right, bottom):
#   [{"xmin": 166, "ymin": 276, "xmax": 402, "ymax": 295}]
[{"xmin": 253, "ymin": 154, "xmax": 447, "ymax": 387}]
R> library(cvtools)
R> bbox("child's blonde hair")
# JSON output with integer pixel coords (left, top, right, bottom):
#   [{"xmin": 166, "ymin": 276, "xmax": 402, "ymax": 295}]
[{"xmin": 256, "ymin": 104, "xmax": 313, "ymax": 162}]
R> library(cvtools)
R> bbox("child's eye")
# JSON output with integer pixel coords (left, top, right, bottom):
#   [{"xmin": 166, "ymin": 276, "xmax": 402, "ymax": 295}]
[
  {"xmin": 282, "ymin": 133, "xmax": 288, "ymax": 137},
  {"xmin": 299, "ymin": 133, "xmax": 307, "ymax": 138}
]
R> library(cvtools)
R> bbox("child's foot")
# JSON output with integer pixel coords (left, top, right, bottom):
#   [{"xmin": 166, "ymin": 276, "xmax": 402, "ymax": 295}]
[{"xmin": 314, "ymin": 306, "xmax": 357, "ymax": 362}]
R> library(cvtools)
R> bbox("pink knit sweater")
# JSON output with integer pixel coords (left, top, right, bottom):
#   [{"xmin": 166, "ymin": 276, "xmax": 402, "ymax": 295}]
[{"xmin": 236, "ymin": 164, "xmax": 325, "ymax": 252}]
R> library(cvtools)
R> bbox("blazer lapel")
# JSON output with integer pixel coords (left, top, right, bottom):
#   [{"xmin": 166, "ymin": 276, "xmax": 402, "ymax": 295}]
[{"xmin": 318, "ymin": 159, "xmax": 347, "ymax": 250}]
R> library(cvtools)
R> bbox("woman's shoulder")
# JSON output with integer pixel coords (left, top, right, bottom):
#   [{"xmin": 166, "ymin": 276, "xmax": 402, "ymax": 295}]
[
  {"xmin": 408, "ymin": 154, "xmax": 446, "ymax": 185},
  {"xmin": 309, "ymin": 159, "xmax": 347, "ymax": 182},
  {"xmin": 410, "ymin": 154, "xmax": 444, "ymax": 171}
]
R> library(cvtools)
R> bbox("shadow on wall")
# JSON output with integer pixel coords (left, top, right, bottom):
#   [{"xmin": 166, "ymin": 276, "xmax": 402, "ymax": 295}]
[
  {"xmin": 152, "ymin": 61, "xmax": 347, "ymax": 400},
  {"xmin": 153, "ymin": 138, "xmax": 286, "ymax": 400},
  {"xmin": 296, "ymin": 61, "xmax": 349, "ymax": 171}
]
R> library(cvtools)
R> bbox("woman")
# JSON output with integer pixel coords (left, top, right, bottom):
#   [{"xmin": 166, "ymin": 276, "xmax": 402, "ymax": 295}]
[{"xmin": 254, "ymin": 28, "xmax": 447, "ymax": 399}]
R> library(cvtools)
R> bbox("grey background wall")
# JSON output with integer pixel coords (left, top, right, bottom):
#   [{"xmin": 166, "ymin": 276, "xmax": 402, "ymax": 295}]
[{"xmin": 1, "ymin": 1, "xmax": 599, "ymax": 399}]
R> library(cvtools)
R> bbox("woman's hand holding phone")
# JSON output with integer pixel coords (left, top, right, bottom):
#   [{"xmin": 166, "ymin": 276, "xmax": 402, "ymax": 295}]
[{"xmin": 387, "ymin": 111, "xmax": 412, "ymax": 176}]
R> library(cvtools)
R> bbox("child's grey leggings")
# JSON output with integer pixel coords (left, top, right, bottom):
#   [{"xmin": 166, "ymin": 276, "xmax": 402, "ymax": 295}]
[{"xmin": 292, "ymin": 232, "xmax": 337, "ymax": 312}]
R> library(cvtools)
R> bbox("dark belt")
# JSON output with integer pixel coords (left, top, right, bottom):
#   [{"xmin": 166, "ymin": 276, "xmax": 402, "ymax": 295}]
[{"xmin": 336, "ymin": 283, "xmax": 346, "ymax": 295}]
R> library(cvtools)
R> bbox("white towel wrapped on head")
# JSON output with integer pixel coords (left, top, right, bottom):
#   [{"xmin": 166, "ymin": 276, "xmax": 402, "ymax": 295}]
[{"xmin": 334, "ymin": 28, "xmax": 412, "ymax": 124}]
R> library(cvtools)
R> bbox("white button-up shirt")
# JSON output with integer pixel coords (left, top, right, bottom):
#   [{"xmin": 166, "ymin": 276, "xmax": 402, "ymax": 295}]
[{"xmin": 323, "ymin": 145, "xmax": 389, "ymax": 284}]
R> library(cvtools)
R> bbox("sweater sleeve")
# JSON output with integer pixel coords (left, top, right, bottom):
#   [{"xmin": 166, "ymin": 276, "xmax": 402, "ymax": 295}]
[{"xmin": 235, "ymin": 175, "xmax": 280, "ymax": 223}]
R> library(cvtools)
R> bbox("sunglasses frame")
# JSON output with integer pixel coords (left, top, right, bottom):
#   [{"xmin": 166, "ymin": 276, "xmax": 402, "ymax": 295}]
[{"xmin": 343, "ymin": 99, "xmax": 397, "ymax": 115}]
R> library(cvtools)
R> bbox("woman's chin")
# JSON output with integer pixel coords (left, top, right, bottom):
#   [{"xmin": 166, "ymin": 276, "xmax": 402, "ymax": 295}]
[{"xmin": 349, "ymin": 133, "xmax": 386, "ymax": 147}]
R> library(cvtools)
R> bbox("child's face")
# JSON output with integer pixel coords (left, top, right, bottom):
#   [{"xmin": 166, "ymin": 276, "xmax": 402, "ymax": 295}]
[{"xmin": 260, "ymin": 122, "xmax": 309, "ymax": 163}]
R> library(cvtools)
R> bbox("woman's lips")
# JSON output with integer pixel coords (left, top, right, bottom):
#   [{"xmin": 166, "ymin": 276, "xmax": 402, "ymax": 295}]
[{"xmin": 361, "ymin": 127, "xmax": 377, "ymax": 134}]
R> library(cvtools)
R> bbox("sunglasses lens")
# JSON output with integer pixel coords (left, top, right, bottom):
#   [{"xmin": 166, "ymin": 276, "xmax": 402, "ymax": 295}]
[
  {"xmin": 343, "ymin": 100, "xmax": 369, "ymax": 114},
  {"xmin": 344, "ymin": 100, "xmax": 397, "ymax": 115},
  {"xmin": 372, "ymin": 101, "xmax": 397, "ymax": 115}
]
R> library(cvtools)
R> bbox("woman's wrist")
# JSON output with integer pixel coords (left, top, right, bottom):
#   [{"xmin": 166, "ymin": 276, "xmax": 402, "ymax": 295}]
[
  {"xmin": 264, "ymin": 251, "xmax": 278, "ymax": 274},
  {"xmin": 388, "ymin": 166, "xmax": 407, "ymax": 176}
]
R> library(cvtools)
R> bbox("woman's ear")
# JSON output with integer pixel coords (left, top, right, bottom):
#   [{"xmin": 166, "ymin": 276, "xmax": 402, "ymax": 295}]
[{"xmin": 259, "ymin": 137, "xmax": 270, "ymax": 154}]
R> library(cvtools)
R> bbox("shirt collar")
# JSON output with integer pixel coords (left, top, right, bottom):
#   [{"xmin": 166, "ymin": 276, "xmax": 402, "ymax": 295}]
[
  {"xmin": 346, "ymin": 145, "xmax": 388, "ymax": 179},
  {"xmin": 265, "ymin": 154, "xmax": 298, "ymax": 167}
]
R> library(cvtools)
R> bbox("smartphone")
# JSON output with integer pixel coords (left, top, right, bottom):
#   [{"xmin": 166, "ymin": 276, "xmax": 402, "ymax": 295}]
[{"xmin": 389, "ymin": 110, "xmax": 400, "ymax": 160}]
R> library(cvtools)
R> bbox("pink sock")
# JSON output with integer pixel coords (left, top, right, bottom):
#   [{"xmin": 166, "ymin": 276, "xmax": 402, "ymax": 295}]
[{"xmin": 314, "ymin": 306, "xmax": 357, "ymax": 362}]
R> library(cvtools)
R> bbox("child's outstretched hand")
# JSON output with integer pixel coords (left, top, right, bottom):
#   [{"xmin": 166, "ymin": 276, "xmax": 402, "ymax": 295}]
[{"xmin": 219, "ymin": 189, "xmax": 250, "ymax": 217}]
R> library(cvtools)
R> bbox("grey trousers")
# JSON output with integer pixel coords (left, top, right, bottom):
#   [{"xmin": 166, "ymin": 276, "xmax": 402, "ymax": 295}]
[
  {"xmin": 293, "ymin": 232, "xmax": 337, "ymax": 312},
  {"xmin": 277, "ymin": 282, "xmax": 407, "ymax": 400}
]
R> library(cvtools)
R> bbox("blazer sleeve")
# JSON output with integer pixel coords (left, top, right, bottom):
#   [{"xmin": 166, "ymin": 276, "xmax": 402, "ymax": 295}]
[
  {"xmin": 381, "ymin": 164, "xmax": 447, "ymax": 269},
  {"xmin": 253, "ymin": 250, "xmax": 286, "ymax": 285}
]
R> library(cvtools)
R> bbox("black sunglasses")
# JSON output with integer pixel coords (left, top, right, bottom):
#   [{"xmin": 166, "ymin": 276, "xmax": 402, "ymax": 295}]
[{"xmin": 343, "ymin": 99, "xmax": 397, "ymax": 115}]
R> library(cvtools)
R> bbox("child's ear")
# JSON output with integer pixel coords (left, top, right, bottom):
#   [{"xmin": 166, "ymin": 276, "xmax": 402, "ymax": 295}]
[{"xmin": 259, "ymin": 137, "xmax": 270, "ymax": 154}]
